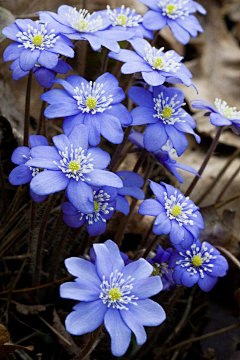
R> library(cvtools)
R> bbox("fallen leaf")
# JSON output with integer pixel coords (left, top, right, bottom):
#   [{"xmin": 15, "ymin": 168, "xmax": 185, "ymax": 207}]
[
  {"xmin": 16, "ymin": 303, "xmax": 46, "ymax": 315},
  {"xmin": 0, "ymin": 325, "xmax": 10, "ymax": 346}
]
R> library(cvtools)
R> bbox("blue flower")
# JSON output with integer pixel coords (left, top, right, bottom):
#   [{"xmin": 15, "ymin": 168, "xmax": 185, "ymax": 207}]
[
  {"xmin": 38, "ymin": 6, "xmax": 133, "ymax": 52},
  {"xmin": 192, "ymin": 98, "xmax": 240, "ymax": 131},
  {"xmin": 115, "ymin": 171, "xmax": 145, "ymax": 215},
  {"xmin": 99, "ymin": 5, "xmax": 153, "ymax": 40},
  {"xmin": 192, "ymin": 1, "xmax": 207, "ymax": 15},
  {"xmin": 147, "ymin": 246, "xmax": 174, "ymax": 290},
  {"xmin": 109, "ymin": 38, "xmax": 195, "ymax": 87},
  {"xmin": 26, "ymin": 125, "xmax": 123, "ymax": 213},
  {"xmin": 41, "ymin": 73, "xmax": 132, "ymax": 146},
  {"xmin": 9, "ymin": 58, "xmax": 72, "ymax": 88},
  {"xmin": 2, "ymin": 19, "xmax": 74, "ymax": 72},
  {"xmin": 9, "ymin": 135, "xmax": 49, "ymax": 203},
  {"xmin": 139, "ymin": 181, "xmax": 204, "ymax": 249},
  {"xmin": 129, "ymin": 132, "xmax": 199, "ymax": 183},
  {"xmin": 138, "ymin": 0, "xmax": 204, "ymax": 45},
  {"xmin": 62, "ymin": 186, "xmax": 117, "ymax": 236},
  {"xmin": 128, "ymin": 85, "xmax": 200, "ymax": 156},
  {"xmin": 60, "ymin": 240, "xmax": 166, "ymax": 357},
  {"xmin": 169, "ymin": 240, "xmax": 228, "ymax": 291}
]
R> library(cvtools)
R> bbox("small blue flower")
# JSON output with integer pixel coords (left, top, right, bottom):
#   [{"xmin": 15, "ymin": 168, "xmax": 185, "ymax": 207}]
[
  {"xmin": 26, "ymin": 125, "xmax": 123, "ymax": 213},
  {"xmin": 60, "ymin": 240, "xmax": 166, "ymax": 357},
  {"xmin": 192, "ymin": 98, "xmax": 240, "ymax": 131},
  {"xmin": 9, "ymin": 135, "xmax": 48, "ymax": 203},
  {"xmin": 169, "ymin": 240, "xmax": 228, "ymax": 291},
  {"xmin": 41, "ymin": 73, "xmax": 132, "ymax": 146},
  {"xmin": 129, "ymin": 132, "xmax": 199, "ymax": 183},
  {"xmin": 147, "ymin": 246, "xmax": 174, "ymax": 290},
  {"xmin": 62, "ymin": 186, "xmax": 117, "ymax": 236},
  {"xmin": 138, "ymin": 0, "xmax": 204, "ymax": 44},
  {"xmin": 2, "ymin": 19, "xmax": 74, "ymax": 72},
  {"xmin": 139, "ymin": 181, "xmax": 204, "ymax": 249},
  {"xmin": 109, "ymin": 38, "xmax": 195, "ymax": 87},
  {"xmin": 128, "ymin": 85, "xmax": 200, "ymax": 156},
  {"xmin": 100, "ymin": 5, "xmax": 153, "ymax": 40},
  {"xmin": 115, "ymin": 171, "xmax": 145, "ymax": 215},
  {"xmin": 38, "ymin": 6, "xmax": 133, "ymax": 52},
  {"xmin": 9, "ymin": 58, "xmax": 72, "ymax": 88}
]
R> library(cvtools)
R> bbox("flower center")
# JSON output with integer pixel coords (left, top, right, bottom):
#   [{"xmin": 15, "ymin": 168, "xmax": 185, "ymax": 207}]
[
  {"xmin": 85, "ymin": 96, "xmax": 97, "ymax": 110},
  {"xmin": 32, "ymin": 34, "xmax": 43, "ymax": 46},
  {"xmin": 54, "ymin": 144, "xmax": 93, "ymax": 181},
  {"xmin": 117, "ymin": 14, "xmax": 128, "ymax": 25},
  {"xmin": 106, "ymin": 5, "xmax": 143, "ymax": 27},
  {"xmin": 73, "ymin": 81, "xmax": 113, "ymax": 115},
  {"xmin": 144, "ymin": 44, "xmax": 181, "ymax": 73},
  {"xmin": 80, "ymin": 190, "xmax": 114, "ymax": 224},
  {"xmin": 162, "ymin": 106, "xmax": 173, "ymax": 119},
  {"xmin": 99, "ymin": 271, "xmax": 138, "ymax": 310},
  {"xmin": 214, "ymin": 98, "xmax": 240, "ymax": 120},
  {"xmin": 153, "ymin": 57, "xmax": 164, "ymax": 69},
  {"xmin": 109, "ymin": 288, "xmax": 122, "ymax": 301},
  {"xmin": 152, "ymin": 264, "xmax": 160, "ymax": 276},
  {"xmin": 192, "ymin": 255, "xmax": 203, "ymax": 267},
  {"xmin": 176, "ymin": 243, "xmax": 217, "ymax": 278},
  {"xmin": 171, "ymin": 204, "xmax": 182, "ymax": 217},
  {"xmin": 166, "ymin": 3, "xmax": 177, "ymax": 14},
  {"xmin": 153, "ymin": 93, "xmax": 186, "ymax": 125},
  {"xmin": 65, "ymin": 8, "xmax": 103, "ymax": 33},
  {"xmin": 164, "ymin": 190, "xmax": 195, "ymax": 226},
  {"xmin": 16, "ymin": 21, "xmax": 59, "ymax": 51},
  {"xmin": 68, "ymin": 160, "xmax": 81, "ymax": 172},
  {"xmin": 94, "ymin": 201, "xmax": 100, "ymax": 212},
  {"xmin": 158, "ymin": 0, "xmax": 190, "ymax": 19}
]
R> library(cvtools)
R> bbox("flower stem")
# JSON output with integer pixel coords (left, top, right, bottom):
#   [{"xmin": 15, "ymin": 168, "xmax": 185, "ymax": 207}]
[
  {"xmin": 109, "ymin": 126, "xmax": 132, "ymax": 172},
  {"xmin": 37, "ymin": 89, "xmax": 47, "ymax": 135},
  {"xmin": 215, "ymin": 165, "xmax": 240, "ymax": 204},
  {"xmin": 48, "ymin": 224, "xmax": 69, "ymax": 282},
  {"xmin": 78, "ymin": 325, "xmax": 104, "ymax": 360},
  {"xmin": 24, "ymin": 70, "xmax": 33, "ymax": 147},
  {"xmin": 101, "ymin": 48, "xmax": 109, "ymax": 74},
  {"xmin": 33, "ymin": 193, "xmax": 58, "ymax": 287},
  {"xmin": 196, "ymin": 148, "xmax": 240, "ymax": 205},
  {"xmin": 185, "ymin": 127, "xmax": 223, "ymax": 197}
]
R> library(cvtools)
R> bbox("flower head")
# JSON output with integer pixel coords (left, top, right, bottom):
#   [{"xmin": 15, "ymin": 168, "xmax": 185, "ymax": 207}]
[
  {"xmin": 139, "ymin": 181, "xmax": 204, "ymax": 249},
  {"xmin": 2, "ymin": 19, "xmax": 74, "ymax": 72},
  {"xmin": 128, "ymin": 85, "xmax": 200, "ymax": 156},
  {"xmin": 60, "ymin": 240, "xmax": 166, "ymax": 356},
  {"xmin": 9, "ymin": 58, "xmax": 72, "ymax": 88},
  {"xmin": 170, "ymin": 240, "xmax": 228, "ymax": 291},
  {"xmin": 109, "ymin": 38, "xmax": 194, "ymax": 87},
  {"xmin": 41, "ymin": 73, "xmax": 132, "ymax": 146},
  {"xmin": 147, "ymin": 246, "xmax": 174, "ymax": 290},
  {"xmin": 192, "ymin": 98, "xmax": 240, "ymax": 133},
  {"xmin": 62, "ymin": 186, "xmax": 117, "ymax": 236},
  {"xmin": 38, "ymin": 5, "xmax": 133, "ymax": 52},
  {"xmin": 9, "ymin": 135, "xmax": 49, "ymax": 202},
  {"xmin": 101, "ymin": 5, "xmax": 153, "ymax": 40},
  {"xmin": 26, "ymin": 125, "xmax": 123, "ymax": 213},
  {"xmin": 138, "ymin": 0, "xmax": 204, "ymax": 44},
  {"xmin": 129, "ymin": 132, "xmax": 199, "ymax": 183}
]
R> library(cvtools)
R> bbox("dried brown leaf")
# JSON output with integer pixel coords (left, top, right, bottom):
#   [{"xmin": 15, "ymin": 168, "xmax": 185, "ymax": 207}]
[
  {"xmin": 0, "ymin": 343, "xmax": 34, "ymax": 359},
  {"xmin": 16, "ymin": 303, "xmax": 47, "ymax": 315},
  {"xmin": 0, "ymin": 325, "xmax": 10, "ymax": 346}
]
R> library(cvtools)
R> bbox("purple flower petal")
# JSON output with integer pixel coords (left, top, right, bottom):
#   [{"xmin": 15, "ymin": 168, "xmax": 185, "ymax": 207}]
[
  {"xmin": 9, "ymin": 166, "xmax": 32, "ymax": 185},
  {"xmin": 143, "ymin": 10, "xmax": 167, "ymax": 30},
  {"xmin": 19, "ymin": 49, "xmax": 40, "ymax": 71},
  {"xmin": 30, "ymin": 170, "xmax": 69, "ymax": 195},
  {"xmin": 139, "ymin": 199, "xmax": 164, "ymax": 216},
  {"xmin": 66, "ymin": 179, "xmax": 94, "ymax": 213}
]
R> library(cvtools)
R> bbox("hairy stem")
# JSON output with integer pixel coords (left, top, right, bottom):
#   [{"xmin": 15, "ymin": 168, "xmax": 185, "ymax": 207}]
[
  {"xmin": 185, "ymin": 127, "xmax": 223, "ymax": 197},
  {"xmin": 24, "ymin": 70, "xmax": 33, "ymax": 147}
]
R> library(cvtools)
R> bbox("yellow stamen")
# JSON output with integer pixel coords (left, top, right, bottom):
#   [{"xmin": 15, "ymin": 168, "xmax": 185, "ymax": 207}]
[
  {"xmin": 171, "ymin": 205, "xmax": 182, "ymax": 217},
  {"xmin": 86, "ymin": 96, "xmax": 97, "ymax": 109},
  {"xmin": 68, "ymin": 160, "xmax": 80, "ymax": 172},
  {"xmin": 117, "ymin": 14, "xmax": 128, "ymax": 26},
  {"xmin": 162, "ymin": 106, "xmax": 173, "ymax": 119},
  {"xmin": 32, "ymin": 34, "xmax": 43, "ymax": 46},
  {"xmin": 152, "ymin": 264, "xmax": 160, "ymax": 276},
  {"xmin": 94, "ymin": 201, "xmax": 100, "ymax": 212},
  {"xmin": 192, "ymin": 255, "xmax": 203, "ymax": 267},
  {"xmin": 153, "ymin": 57, "xmax": 164, "ymax": 69},
  {"xmin": 166, "ymin": 4, "xmax": 177, "ymax": 15},
  {"xmin": 109, "ymin": 288, "xmax": 122, "ymax": 301}
]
